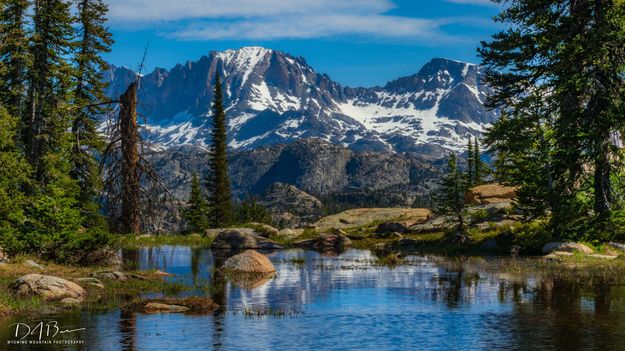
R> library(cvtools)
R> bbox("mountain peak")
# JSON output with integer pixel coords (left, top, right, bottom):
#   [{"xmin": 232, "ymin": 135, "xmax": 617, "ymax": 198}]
[{"xmin": 102, "ymin": 48, "xmax": 496, "ymax": 156}]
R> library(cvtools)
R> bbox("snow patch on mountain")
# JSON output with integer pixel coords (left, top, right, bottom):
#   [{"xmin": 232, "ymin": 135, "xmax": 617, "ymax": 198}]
[{"xmin": 102, "ymin": 47, "xmax": 497, "ymax": 157}]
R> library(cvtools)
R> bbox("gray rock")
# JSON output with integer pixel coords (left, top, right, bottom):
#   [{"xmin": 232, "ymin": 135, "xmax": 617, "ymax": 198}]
[
  {"xmin": 74, "ymin": 277, "xmax": 105, "ymax": 289},
  {"xmin": 293, "ymin": 233, "xmax": 352, "ymax": 252},
  {"xmin": 23, "ymin": 259, "xmax": 45, "ymax": 270},
  {"xmin": 588, "ymin": 254, "xmax": 618, "ymax": 260},
  {"xmin": 60, "ymin": 297, "xmax": 81, "ymax": 306},
  {"xmin": 93, "ymin": 271, "xmax": 140, "ymax": 281},
  {"xmin": 542, "ymin": 242, "xmax": 593, "ymax": 255},
  {"xmin": 10, "ymin": 274, "xmax": 86, "ymax": 301},
  {"xmin": 144, "ymin": 302, "xmax": 189, "ymax": 313},
  {"xmin": 211, "ymin": 229, "xmax": 284, "ymax": 251},
  {"xmin": 248, "ymin": 223, "xmax": 279, "ymax": 238},
  {"xmin": 376, "ymin": 222, "xmax": 409, "ymax": 234}
]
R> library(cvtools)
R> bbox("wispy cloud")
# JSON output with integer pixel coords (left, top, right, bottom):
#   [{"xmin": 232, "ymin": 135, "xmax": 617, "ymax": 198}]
[{"xmin": 104, "ymin": 0, "xmax": 484, "ymax": 43}]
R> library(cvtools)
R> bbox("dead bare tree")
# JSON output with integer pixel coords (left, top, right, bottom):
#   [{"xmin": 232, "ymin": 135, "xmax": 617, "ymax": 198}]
[
  {"xmin": 100, "ymin": 82, "xmax": 174, "ymax": 234},
  {"xmin": 118, "ymin": 82, "xmax": 141, "ymax": 234}
]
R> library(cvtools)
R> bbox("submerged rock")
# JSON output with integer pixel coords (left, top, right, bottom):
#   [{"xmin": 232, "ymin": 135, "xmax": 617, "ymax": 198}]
[
  {"xmin": 222, "ymin": 250, "xmax": 276, "ymax": 274},
  {"xmin": 211, "ymin": 229, "xmax": 284, "ymax": 251},
  {"xmin": 10, "ymin": 274, "xmax": 86, "ymax": 301},
  {"xmin": 542, "ymin": 242, "xmax": 593, "ymax": 255}
]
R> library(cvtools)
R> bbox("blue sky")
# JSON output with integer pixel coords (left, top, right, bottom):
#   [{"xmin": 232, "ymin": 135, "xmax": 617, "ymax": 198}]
[{"xmin": 103, "ymin": 0, "xmax": 501, "ymax": 87}]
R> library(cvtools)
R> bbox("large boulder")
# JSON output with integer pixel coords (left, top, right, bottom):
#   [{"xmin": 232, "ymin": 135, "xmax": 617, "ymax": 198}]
[
  {"xmin": 466, "ymin": 183, "xmax": 516, "ymax": 205},
  {"xmin": 211, "ymin": 229, "xmax": 284, "ymax": 251},
  {"xmin": 315, "ymin": 208, "xmax": 431, "ymax": 230},
  {"xmin": 222, "ymin": 250, "xmax": 276, "ymax": 273},
  {"xmin": 10, "ymin": 274, "xmax": 86, "ymax": 301},
  {"xmin": 542, "ymin": 242, "xmax": 593, "ymax": 255}
]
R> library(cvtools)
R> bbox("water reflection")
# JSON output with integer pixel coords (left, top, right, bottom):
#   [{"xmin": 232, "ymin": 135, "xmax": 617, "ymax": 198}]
[{"xmin": 2, "ymin": 247, "xmax": 625, "ymax": 350}]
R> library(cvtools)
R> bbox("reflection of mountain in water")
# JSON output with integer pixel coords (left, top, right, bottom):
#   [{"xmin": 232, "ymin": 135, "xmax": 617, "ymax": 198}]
[{"xmin": 12, "ymin": 248, "xmax": 622, "ymax": 350}]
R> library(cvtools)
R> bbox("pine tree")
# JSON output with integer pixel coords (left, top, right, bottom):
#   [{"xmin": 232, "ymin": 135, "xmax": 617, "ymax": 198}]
[
  {"xmin": 236, "ymin": 196, "xmax": 272, "ymax": 224},
  {"xmin": 474, "ymin": 137, "xmax": 481, "ymax": 185},
  {"xmin": 0, "ymin": 0, "xmax": 29, "ymax": 119},
  {"xmin": 466, "ymin": 137, "xmax": 474, "ymax": 186},
  {"xmin": 183, "ymin": 172, "xmax": 210, "ymax": 233},
  {"xmin": 71, "ymin": 0, "xmax": 113, "ymax": 226},
  {"xmin": 435, "ymin": 153, "xmax": 467, "ymax": 235},
  {"xmin": 0, "ymin": 106, "xmax": 31, "ymax": 248},
  {"xmin": 25, "ymin": 0, "xmax": 76, "ymax": 182},
  {"xmin": 206, "ymin": 73, "xmax": 233, "ymax": 228},
  {"xmin": 479, "ymin": 0, "xmax": 625, "ymax": 235}
]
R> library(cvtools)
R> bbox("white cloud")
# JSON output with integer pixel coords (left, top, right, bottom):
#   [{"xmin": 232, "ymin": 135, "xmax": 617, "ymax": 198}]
[{"xmin": 104, "ymin": 0, "xmax": 480, "ymax": 42}]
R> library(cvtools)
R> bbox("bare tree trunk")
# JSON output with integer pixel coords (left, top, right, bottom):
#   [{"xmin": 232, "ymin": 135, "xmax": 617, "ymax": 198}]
[{"xmin": 119, "ymin": 83, "xmax": 140, "ymax": 234}]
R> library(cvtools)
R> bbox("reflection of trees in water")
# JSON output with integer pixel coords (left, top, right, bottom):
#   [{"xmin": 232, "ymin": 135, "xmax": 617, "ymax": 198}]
[
  {"xmin": 118, "ymin": 295, "xmax": 137, "ymax": 351},
  {"xmin": 504, "ymin": 275, "xmax": 625, "ymax": 350}
]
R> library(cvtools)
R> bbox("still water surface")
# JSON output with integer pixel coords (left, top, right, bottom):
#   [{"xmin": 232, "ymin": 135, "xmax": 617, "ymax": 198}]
[{"xmin": 2, "ymin": 246, "xmax": 625, "ymax": 350}]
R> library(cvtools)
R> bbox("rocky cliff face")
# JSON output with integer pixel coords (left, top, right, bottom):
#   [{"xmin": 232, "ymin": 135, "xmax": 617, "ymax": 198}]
[
  {"xmin": 146, "ymin": 138, "xmax": 438, "ymax": 209},
  {"xmin": 103, "ymin": 47, "xmax": 495, "ymax": 157}
]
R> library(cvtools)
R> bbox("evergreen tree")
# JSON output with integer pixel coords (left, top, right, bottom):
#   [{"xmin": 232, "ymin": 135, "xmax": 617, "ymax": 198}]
[
  {"xmin": 435, "ymin": 153, "xmax": 467, "ymax": 235},
  {"xmin": 479, "ymin": 0, "xmax": 625, "ymax": 235},
  {"xmin": 206, "ymin": 73, "xmax": 233, "ymax": 228},
  {"xmin": 474, "ymin": 137, "xmax": 481, "ymax": 185},
  {"xmin": 71, "ymin": 0, "xmax": 113, "ymax": 227},
  {"xmin": 183, "ymin": 172, "xmax": 210, "ymax": 233},
  {"xmin": 466, "ymin": 137, "xmax": 474, "ymax": 186},
  {"xmin": 25, "ymin": 0, "xmax": 76, "ymax": 182},
  {"xmin": 0, "ymin": 0, "xmax": 30, "ymax": 119},
  {"xmin": 236, "ymin": 196, "xmax": 272, "ymax": 224},
  {"xmin": 0, "ymin": 106, "xmax": 31, "ymax": 250}
]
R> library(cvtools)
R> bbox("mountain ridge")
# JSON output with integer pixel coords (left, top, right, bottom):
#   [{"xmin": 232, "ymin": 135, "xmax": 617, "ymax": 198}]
[{"xmin": 102, "ymin": 46, "xmax": 496, "ymax": 157}]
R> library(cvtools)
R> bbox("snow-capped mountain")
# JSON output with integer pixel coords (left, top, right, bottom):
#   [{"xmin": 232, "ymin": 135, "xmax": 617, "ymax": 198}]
[{"xmin": 103, "ymin": 46, "xmax": 495, "ymax": 156}]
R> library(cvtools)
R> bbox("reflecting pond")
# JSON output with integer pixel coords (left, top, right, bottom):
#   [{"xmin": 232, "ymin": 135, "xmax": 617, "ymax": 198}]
[{"xmin": 3, "ymin": 247, "xmax": 625, "ymax": 350}]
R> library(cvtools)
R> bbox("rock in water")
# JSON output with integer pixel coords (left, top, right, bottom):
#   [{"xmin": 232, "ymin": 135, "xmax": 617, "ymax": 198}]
[
  {"xmin": 144, "ymin": 302, "xmax": 190, "ymax": 313},
  {"xmin": 211, "ymin": 229, "xmax": 284, "ymax": 251},
  {"xmin": 542, "ymin": 242, "xmax": 593, "ymax": 255},
  {"xmin": 222, "ymin": 250, "xmax": 276, "ymax": 273},
  {"xmin": 294, "ymin": 233, "xmax": 352, "ymax": 253},
  {"xmin": 10, "ymin": 274, "xmax": 86, "ymax": 301}
]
